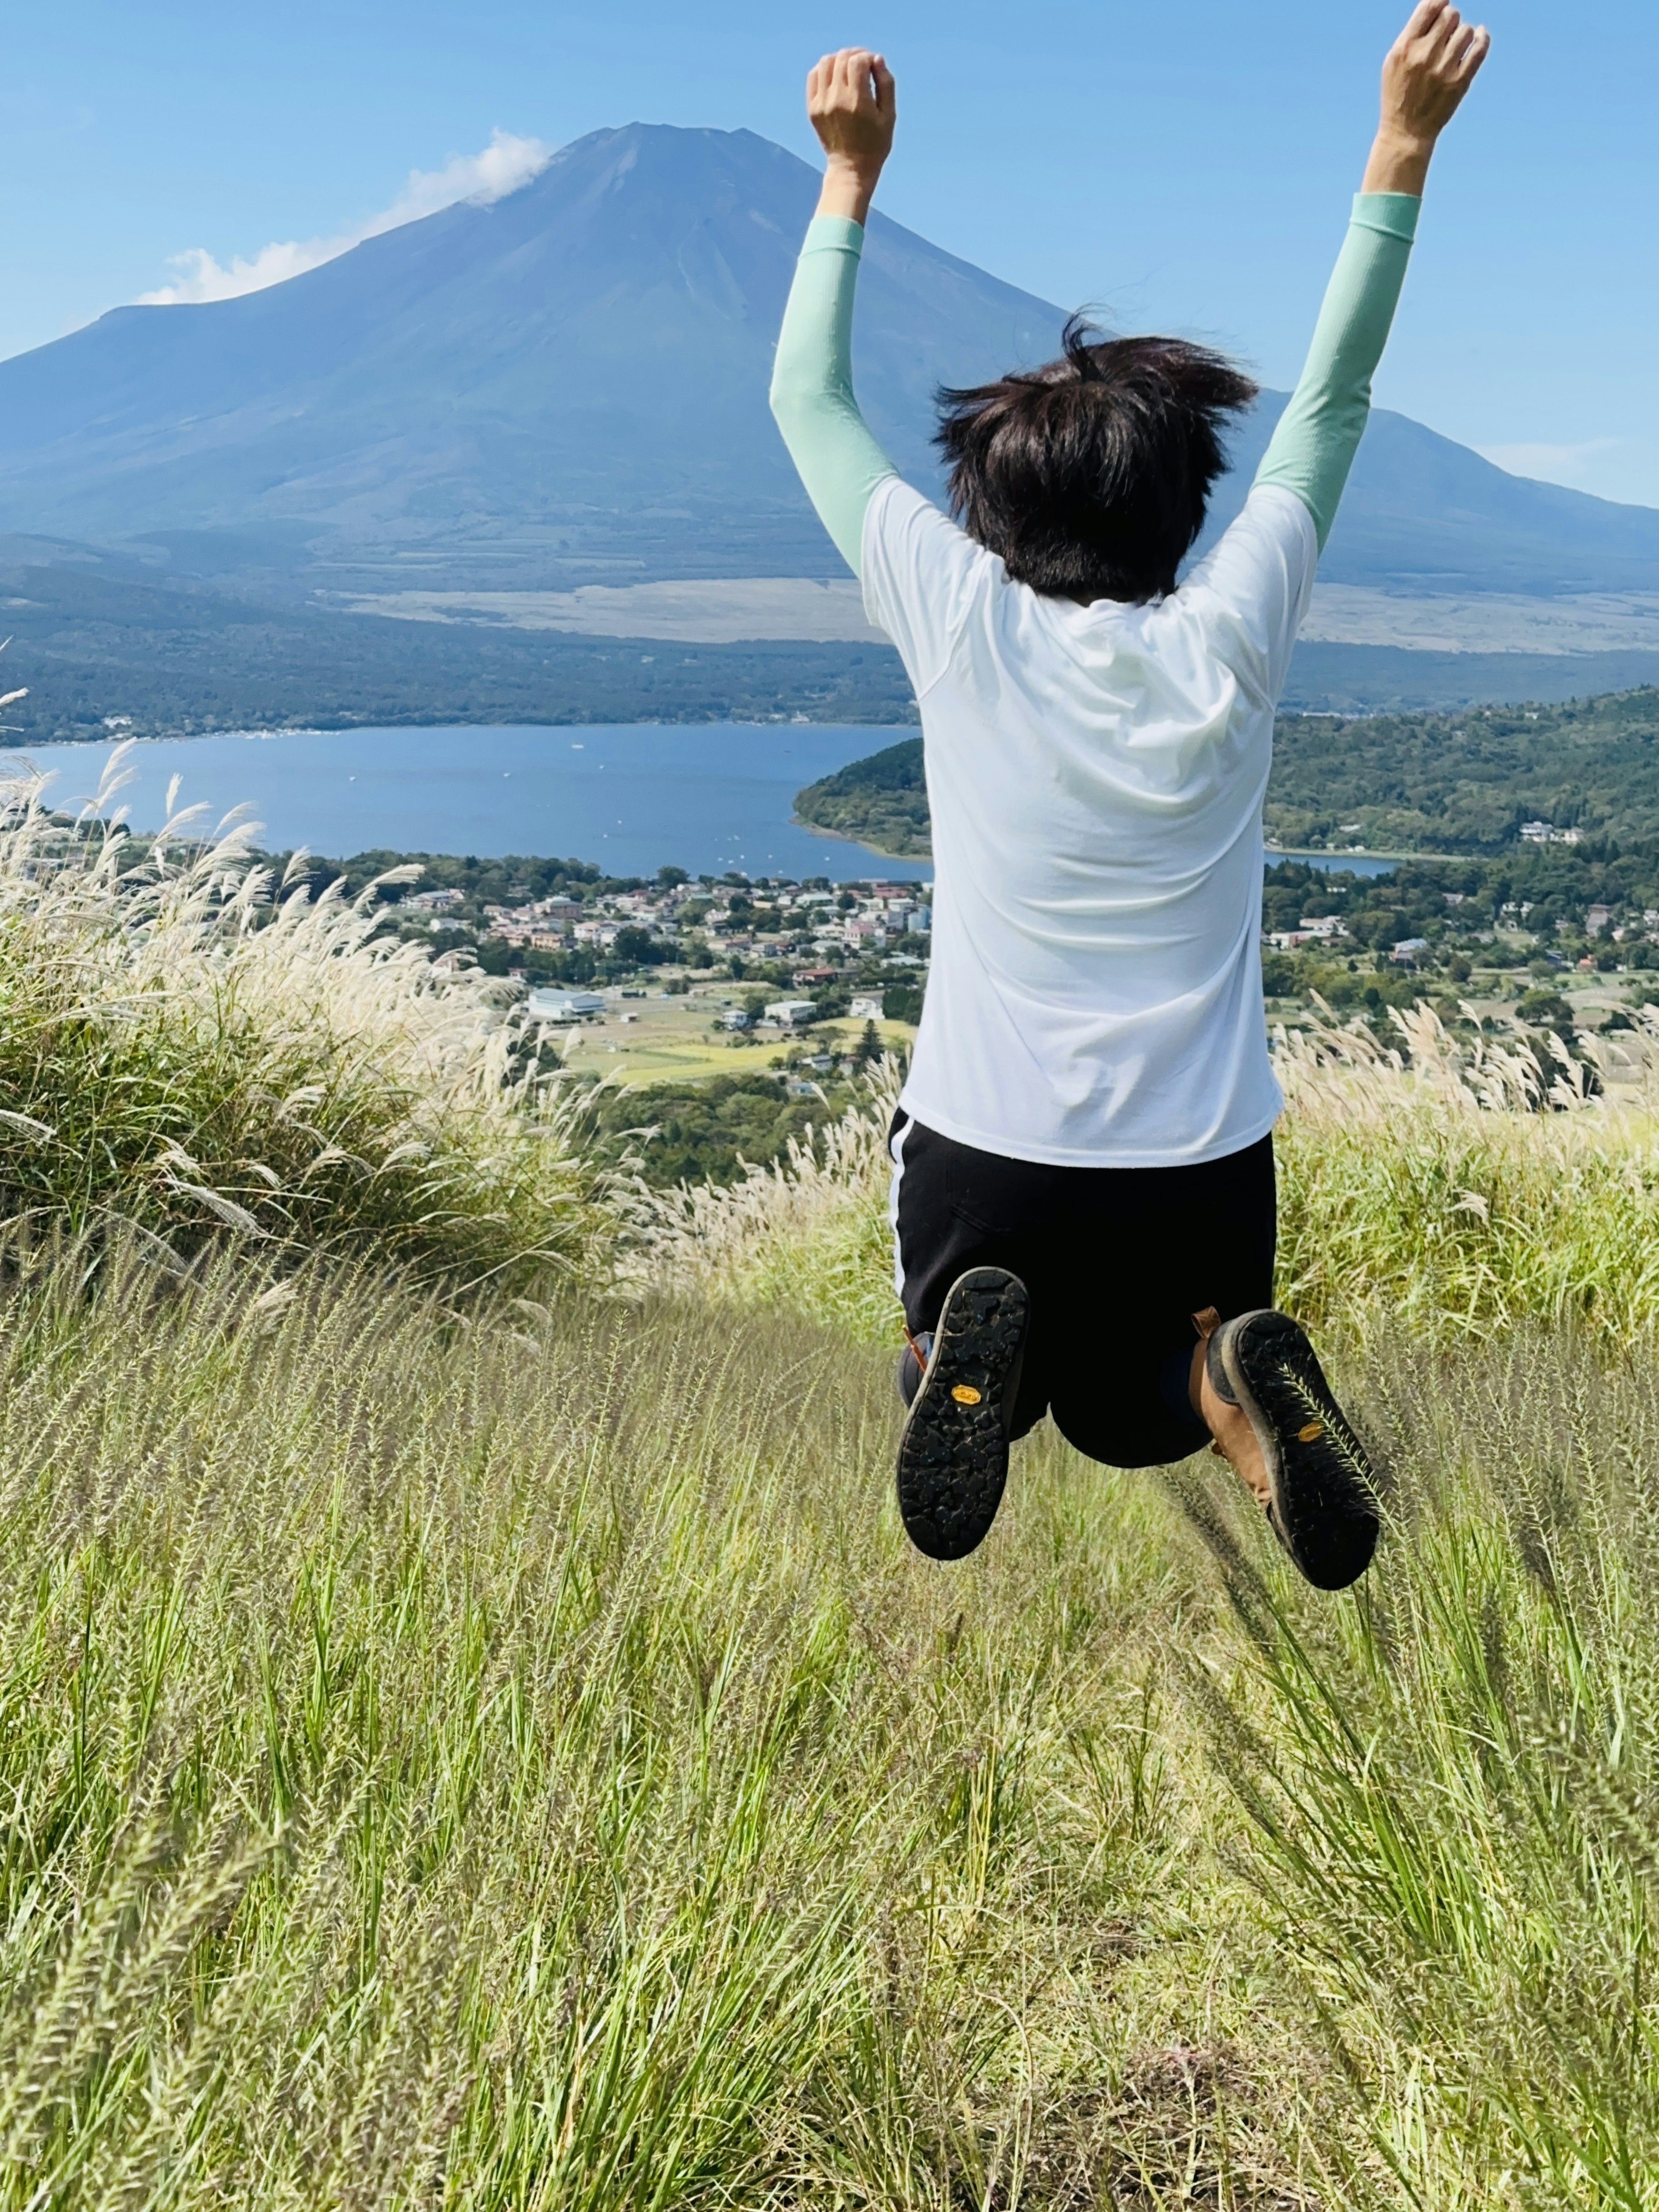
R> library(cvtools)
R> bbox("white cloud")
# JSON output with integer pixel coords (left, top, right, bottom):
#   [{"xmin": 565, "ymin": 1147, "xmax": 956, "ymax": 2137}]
[
  {"xmin": 1479, "ymin": 436, "xmax": 1659, "ymax": 511},
  {"xmin": 139, "ymin": 130, "xmax": 554, "ymax": 306},
  {"xmin": 142, "ymin": 241, "xmax": 338, "ymax": 305}
]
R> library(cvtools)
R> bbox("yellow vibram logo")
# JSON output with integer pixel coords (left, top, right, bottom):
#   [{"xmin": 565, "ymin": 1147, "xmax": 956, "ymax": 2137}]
[
  {"xmin": 952, "ymin": 1384, "xmax": 982, "ymax": 1406},
  {"xmin": 1298, "ymin": 1421, "xmax": 1325, "ymax": 1444}
]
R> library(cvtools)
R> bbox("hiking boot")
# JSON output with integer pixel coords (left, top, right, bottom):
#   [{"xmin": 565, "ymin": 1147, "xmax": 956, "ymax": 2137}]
[
  {"xmin": 1204, "ymin": 1309, "xmax": 1378, "ymax": 1590},
  {"xmin": 896, "ymin": 1266, "xmax": 1029, "ymax": 1561}
]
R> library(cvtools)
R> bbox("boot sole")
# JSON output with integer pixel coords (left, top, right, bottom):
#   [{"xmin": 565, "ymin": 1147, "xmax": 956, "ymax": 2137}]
[
  {"xmin": 1214, "ymin": 1311, "xmax": 1378, "ymax": 1591},
  {"xmin": 896, "ymin": 1266, "xmax": 1029, "ymax": 1561}
]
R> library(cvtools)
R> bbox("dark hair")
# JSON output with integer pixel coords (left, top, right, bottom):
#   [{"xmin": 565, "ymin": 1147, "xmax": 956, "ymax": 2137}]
[{"xmin": 934, "ymin": 316, "xmax": 1259, "ymax": 605}]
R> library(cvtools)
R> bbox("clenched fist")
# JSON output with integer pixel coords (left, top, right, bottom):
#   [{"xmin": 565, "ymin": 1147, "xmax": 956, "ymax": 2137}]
[
  {"xmin": 807, "ymin": 48, "xmax": 896, "ymax": 226},
  {"xmin": 1365, "ymin": 0, "xmax": 1491, "ymax": 194}
]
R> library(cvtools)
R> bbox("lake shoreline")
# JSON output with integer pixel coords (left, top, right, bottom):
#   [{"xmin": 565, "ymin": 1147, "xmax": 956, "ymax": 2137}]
[
  {"xmin": 0, "ymin": 716, "xmax": 925, "ymax": 752},
  {"xmin": 1, "ymin": 723, "xmax": 933, "ymax": 882},
  {"xmin": 1268, "ymin": 845, "xmax": 1464, "ymax": 865},
  {"xmin": 788, "ymin": 812, "xmax": 930, "ymax": 863}
]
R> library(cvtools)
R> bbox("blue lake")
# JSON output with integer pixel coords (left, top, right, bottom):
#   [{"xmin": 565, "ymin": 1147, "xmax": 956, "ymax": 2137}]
[
  {"xmin": 5, "ymin": 723, "xmax": 1406, "ymax": 884},
  {"xmin": 1269, "ymin": 849, "xmax": 1400, "ymax": 879},
  {"xmin": 7, "ymin": 723, "xmax": 931, "ymax": 882}
]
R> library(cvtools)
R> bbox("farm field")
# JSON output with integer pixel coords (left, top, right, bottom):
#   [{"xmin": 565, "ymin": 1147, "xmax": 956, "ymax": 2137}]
[{"xmin": 558, "ymin": 986, "xmax": 917, "ymax": 1086}]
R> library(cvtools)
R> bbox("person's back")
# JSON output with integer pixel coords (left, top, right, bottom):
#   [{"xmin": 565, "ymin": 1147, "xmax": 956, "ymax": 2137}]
[
  {"xmin": 770, "ymin": 6, "xmax": 1489, "ymax": 1586},
  {"xmin": 865, "ymin": 476, "xmax": 1312, "ymax": 1162}
]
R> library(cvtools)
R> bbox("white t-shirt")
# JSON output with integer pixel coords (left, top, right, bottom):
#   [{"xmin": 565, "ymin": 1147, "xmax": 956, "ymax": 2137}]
[{"xmin": 861, "ymin": 475, "xmax": 1318, "ymax": 1168}]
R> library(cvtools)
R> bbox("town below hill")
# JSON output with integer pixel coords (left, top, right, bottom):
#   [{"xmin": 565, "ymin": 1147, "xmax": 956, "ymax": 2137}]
[
  {"xmin": 81, "ymin": 675, "xmax": 1645, "ymax": 1192},
  {"xmin": 306, "ymin": 849, "xmax": 932, "ymax": 1184},
  {"xmin": 794, "ymin": 686, "xmax": 1659, "ymax": 860},
  {"xmin": 286, "ymin": 783, "xmax": 1659, "ymax": 1186},
  {"xmin": 1256, "ymin": 852, "xmax": 1659, "ymax": 1044},
  {"xmin": 331, "ymin": 852, "xmax": 931, "ymax": 1007}
]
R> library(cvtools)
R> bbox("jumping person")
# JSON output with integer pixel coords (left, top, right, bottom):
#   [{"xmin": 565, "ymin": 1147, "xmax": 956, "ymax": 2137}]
[{"xmin": 770, "ymin": 4, "xmax": 1490, "ymax": 1588}]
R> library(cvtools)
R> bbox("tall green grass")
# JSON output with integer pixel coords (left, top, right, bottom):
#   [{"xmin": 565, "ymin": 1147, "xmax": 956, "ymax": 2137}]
[
  {"xmin": 11, "ymin": 1240, "xmax": 1659, "ymax": 2202},
  {"xmin": 0, "ymin": 1235, "xmax": 1338, "ymax": 2209},
  {"xmin": 618, "ymin": 1063, "xmax": 901, "ymax": 1340},
  {"xmin": 1181, "ymin": 1324, "xmax": 1659, "ymax": 2208},
  {"xmin": 1274, "ymin": 1006, "xmax": 1659, "ymax": 1346}
]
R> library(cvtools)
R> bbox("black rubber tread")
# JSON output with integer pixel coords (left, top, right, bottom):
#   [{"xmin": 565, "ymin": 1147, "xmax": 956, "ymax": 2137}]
[
  {"xmin": 1213, "ymin": 1310, "xmax": 1379, "ymax": 1591},
  {"xmin": 896, "ymin": 1266, "xmax": 1030, "ymax": 1561}
]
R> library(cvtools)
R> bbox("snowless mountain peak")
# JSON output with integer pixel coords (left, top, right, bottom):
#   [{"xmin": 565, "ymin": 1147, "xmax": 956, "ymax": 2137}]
[{"xmin": 0, "ymin": 122, "xmax": 1653, "ymax": 598}]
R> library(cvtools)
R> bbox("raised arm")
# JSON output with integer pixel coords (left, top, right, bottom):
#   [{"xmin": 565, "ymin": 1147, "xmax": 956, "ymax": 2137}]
[
  {"xmin": 769, "ymin": 49, "xmax": 899, "ymax": 576},
  {"xmin": 1255, "ymin": 0, "xmax": 1490, "ymax": 550}
]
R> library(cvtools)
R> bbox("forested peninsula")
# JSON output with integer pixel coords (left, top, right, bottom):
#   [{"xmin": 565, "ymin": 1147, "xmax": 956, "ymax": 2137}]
[{"xmin": 793, "ymin": 685, "xmax": 1659, "ymax": 860}]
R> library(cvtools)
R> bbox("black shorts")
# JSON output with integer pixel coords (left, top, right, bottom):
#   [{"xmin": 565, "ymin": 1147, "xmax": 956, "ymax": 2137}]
[{"xmin": 889, "ymin": 1114, "xmax": 1277, "ymax": 1469}]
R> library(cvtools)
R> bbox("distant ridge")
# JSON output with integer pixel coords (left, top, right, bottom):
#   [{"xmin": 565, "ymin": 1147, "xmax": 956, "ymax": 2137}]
[{"xmin": 0, "ymin": 123, "xmax": 1656, "ymax": 600}]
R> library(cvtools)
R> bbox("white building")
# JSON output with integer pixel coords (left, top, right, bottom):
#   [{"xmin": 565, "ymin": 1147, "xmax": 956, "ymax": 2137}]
[
  {"xmin": 528, "ymin": 988, "xmax": 606, "ymax": 1020},
  {"xmin": 849, "ymin": 994, "xmax": 884, "ymax": 1021},
  {"xmin": 764, "ymin": 1000, "xmax": 819, "ymax": 1029},
  {"xmin": 1267, "ymin": 923, "xmax": 1347, "ymax": 950}
]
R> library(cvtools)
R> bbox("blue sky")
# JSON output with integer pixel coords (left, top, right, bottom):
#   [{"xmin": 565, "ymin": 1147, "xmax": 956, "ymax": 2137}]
[{"xmin": 5, "ymin": 0, "xmax": 1655, "ymax": 504}]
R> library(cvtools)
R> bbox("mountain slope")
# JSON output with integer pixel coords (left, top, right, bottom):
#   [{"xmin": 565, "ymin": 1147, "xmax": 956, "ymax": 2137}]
[
  {"xmin": 0, "ymin": 127, "xmax": 1054, "ymax": 584},
  {"xmin": 0, "ymin": 122, "xmax": 1655, "ymax": 598},
  {"xmin": 1203, "ymin": 399, "xmax": 1659, "ymax": 595}
]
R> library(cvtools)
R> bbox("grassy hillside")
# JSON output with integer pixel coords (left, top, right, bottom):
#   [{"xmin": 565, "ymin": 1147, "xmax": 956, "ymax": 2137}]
[
  {"xmin": 794, "ymin": 685, "xmax": 1659, "ymax": 859},
  {"xmin": 0, "ymin": 758, "xmax": 607, "ymax": 1286},
  {"xmin": 1270, "ymin": 686, "xmax": 1659, "ymax": 852},
  {"xmin": 14, "ymin": 755, "xmax": 1659, "ymax": 2199},
  {"xmin": 627, "ymin": 1016, "xmax": 1659, "ymax": 1352},
  {"xmin": 10, "ymin": 1165, "xmax": 1659, "ymax": 2202}
]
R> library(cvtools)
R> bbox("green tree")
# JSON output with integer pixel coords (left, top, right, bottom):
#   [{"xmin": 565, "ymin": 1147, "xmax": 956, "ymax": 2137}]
[{"xmin": 1516, "ymin": 989, "xmax": 1575, "ymax": 1033}]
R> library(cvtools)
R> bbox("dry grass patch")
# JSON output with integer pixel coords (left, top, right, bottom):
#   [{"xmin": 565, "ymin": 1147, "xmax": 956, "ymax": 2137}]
[
  {"xmin": 0, "ymin": 748, "xmax": 604, "ymax": 1289},
  {"xmin": 627, "ymin": 1009, "xmax": 1659, "ymax": 1356}
]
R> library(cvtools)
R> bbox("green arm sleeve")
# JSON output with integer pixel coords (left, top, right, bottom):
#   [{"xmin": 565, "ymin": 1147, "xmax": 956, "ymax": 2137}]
[
  {"xmin": 1254, "ymin": 192, "xmax": 1420, "ymax": 551},
  {"xmin": 769, "ymin": 214, "xmax": 897, "ymax": 577}
]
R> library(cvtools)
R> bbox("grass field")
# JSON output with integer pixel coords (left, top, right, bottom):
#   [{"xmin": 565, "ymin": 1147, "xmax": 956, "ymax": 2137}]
[
  {"xmin": 7, "ymin": 1241, "xmax": 1659, "ymax": 2207},
  {"xmin": 560, "ymin": 992, "xmax": 917, "ymax": 1087}
]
